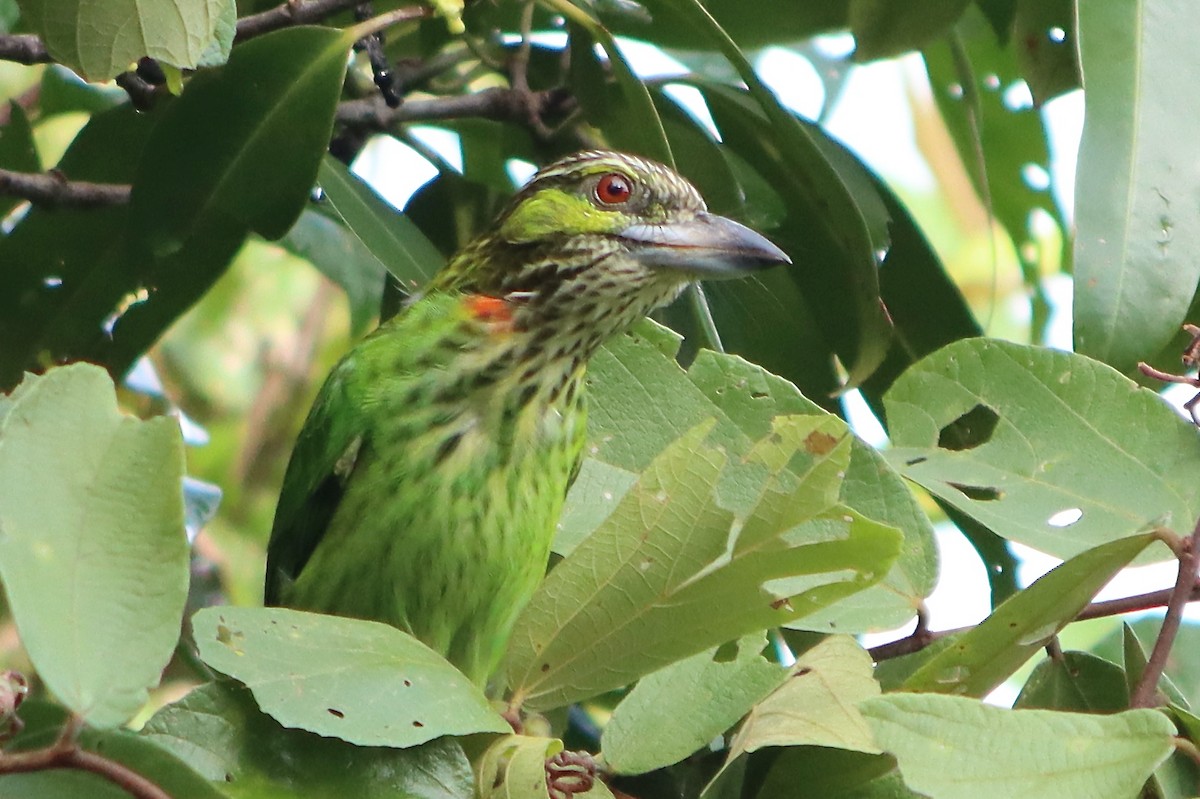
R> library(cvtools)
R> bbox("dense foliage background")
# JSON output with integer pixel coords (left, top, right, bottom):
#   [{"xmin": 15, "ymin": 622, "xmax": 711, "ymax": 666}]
[{"xmin": 2, "ymin": 0, "xmax": 1200, "ymax": 797}]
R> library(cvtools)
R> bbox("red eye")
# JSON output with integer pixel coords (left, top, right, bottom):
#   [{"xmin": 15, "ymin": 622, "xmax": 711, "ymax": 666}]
[{"xmin": 596, "ymin": 173, "xmax": 633, "ymax": 205}]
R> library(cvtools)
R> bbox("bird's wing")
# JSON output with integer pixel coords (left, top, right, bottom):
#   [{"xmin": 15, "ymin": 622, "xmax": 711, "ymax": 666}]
[{"xmin": 263, "ymin": 353, "xmax": 369, "ymax": 604}]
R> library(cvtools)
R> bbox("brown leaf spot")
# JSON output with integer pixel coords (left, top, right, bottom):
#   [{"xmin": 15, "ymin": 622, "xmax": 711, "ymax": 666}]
[{"xmin": 804, "ymin": 430, "xmax": 839, "ymax": 456}]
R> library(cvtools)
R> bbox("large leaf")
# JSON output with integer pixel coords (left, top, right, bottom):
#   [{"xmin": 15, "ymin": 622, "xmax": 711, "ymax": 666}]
[
  {"xmin": 0, "ymin": 364, "xmax": 187, "ymax": 727},
  {"xmin": 861, "ymin": 694, "xmax": 1175, "ymax": 799},
  {"xmin": 567, "ymin": 321, "xmax": 936, "ymax": 633},
  {"xmin": 192, "ymin": 606, "xmax": 509, "ymax": 747},
  {"xmin": 850, "ymin": 0, "xmax": 971, "ymax": 60},
  {"xmin": 1015, "ymin": 651, "xmax": 1129, "ymax": 713},
  {"xmin": 1072, "ymin": 0, "xmax": 1200, "ymax": 373},
  {"xmin": 602, "ymin": 632, "xmax": 787, "ymax": 775},
  {"xmin": 130, "ymin": 25, "xmax": 349, "ymax": 253},
  {"xmin": 507, "ymin": 417, "xmax": 902, "ymax": 710},
  {"xmin": 751, "ymin": 748, "xmax": 914, "ymax": 799},
  {"xmin": 18, "ymin": 0, "xmax": 235, "ymax": 80},
  {"xmin": 143, "ymin": 681, "xmax": 475, "ymax": 799},
  {"xmin": 901, "ymin": 534, "xmax": 1156, "ymax": 697},
  {"xmin": 885, "ymin": 338, "xmax": 1200, "ymax": 559},
  {"xmin": 0, "ymin": 101, "xmax": 38, "ymax": 219}
]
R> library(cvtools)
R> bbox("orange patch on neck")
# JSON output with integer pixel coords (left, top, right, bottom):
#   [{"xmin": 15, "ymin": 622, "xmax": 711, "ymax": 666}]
[{"xmin": 465, "ymin": 295, "xmax": 515, "ymax": 331}]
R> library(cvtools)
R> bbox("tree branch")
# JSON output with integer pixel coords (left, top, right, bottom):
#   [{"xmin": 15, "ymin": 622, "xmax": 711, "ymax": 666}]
[
  {"xmin": 0, "ymin": 716, "xmax": 171, "ymax": 799},
  {"xmin": 1131, "ymin": 517, "xmax": 1200, "ymax": 707},
  {"xmin": 868, "ymin": 578, "xmax": 1200, "ymax": 662},
  {"xmin": 0, "ymin": 168, "xmax": 131, "ymax": 208},
  {"xmin": 0, "ymin": 34, "xmax": 51, "ymax": 65},
  {"xmin": 236, "ymin": 0, "xmax": 428, "ymax": 42},
  {"xmin": 336, "ymin": 86, "xmax": 575, "ymax": 130}
]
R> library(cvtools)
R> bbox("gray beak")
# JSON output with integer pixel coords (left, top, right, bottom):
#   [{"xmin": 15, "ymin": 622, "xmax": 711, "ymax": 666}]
[{"xmin": 620, "ymin": 212, "xmax": 791, "ymax": 277}]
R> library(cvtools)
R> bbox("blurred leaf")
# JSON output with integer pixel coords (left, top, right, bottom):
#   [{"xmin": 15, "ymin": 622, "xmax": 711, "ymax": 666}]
[
  {"xmin": 131, "ymin": 25, "xmax": 348, "ymax": 254},
  {"xmin": 566, "ymin": 322, "xmax": 936, "ymax": 633},
  {"xmin": 0, "ymin": 104, "xmax": 155, "ymax": 391},
  {"xmin": 975, "ymin": 0, "xmax": 1016, "ymax": 41},
  {"xmin": 861, "ymin": 694, "xmax": 1175, "ymax": 799},
  {"xmin": 885, "ymin": 339, "xmax": 1200, "ymax": 559},
  {"xmin": 0, "ymin": 364, "xmax": 187, "ymax": 727},
  {"xmin": 2, "ymin": 701, "xmax": 224, "ymax": 799},
  {"xmin": 565, "ymin": 14, "xmax": 673, "ymax": 166},
  {"xmin": 623, "ymin": 0, "xmax": 850, "ymax": 49},
  {"xmin": 279, "ymin": 208, "xmax": 385, "ymax": 336},
  {"xmin": 192, "ymin": 606, "xmax": 509, "ymax": 747},
  {"xmin": 1013, "ymin": 0, "xmax": 1079, "ymax": 105},
  {"xmin": 602, "ymin": 632, "xmax": 786, "ymax": 775},
  {"xmin": 39, "ymin": 64, "xmax": 126, "ymax": 117},
  {"xmin": 0, "ymin": 101, "xmax": 37, "ymax": 219},
  {"xmin": 0, "ymin": 0, "xmax": 16, "ymax": 32},
  {"xmin": 900, "ymin": 534, "xmax": 1156, "ymax": 697},
  {"xmin": 18, "ymin": 0, "xmax": 235, "ymax": 80},
  {"xmin": 694, "ymin": 80, "xmax": 892, "ymax": 387},
  {"xmin": 923, "ymin": 6, "xmax": 1064, "ymax": 334},
  {"xmin": 1073, "ymin": 0, "xmax": 1200, "ymax": 373},
  {"xmin": 752, "ymin": 748, "xmax": 912, "ymax": 799},
  {"xmin": 507, "ymin": 416, "xmax": 901, "ymax": 710},
  {"xmin": 144, "ymin": 681, "xmax": 474, "ymax": 799},
  {"xmin": 1014, "ymin": 651, "xmax": 1129, "ymax": 712},
  {"xmin": 729, "ymin": 636, "xmax": 881, "ymax": 758},
  {"xmin": 850, "ymin": 0, "xmax": 971, "ymax": 60},
  {"xmin": 317, "ymin": 156, "xmax": 442, "ymax": 293}
]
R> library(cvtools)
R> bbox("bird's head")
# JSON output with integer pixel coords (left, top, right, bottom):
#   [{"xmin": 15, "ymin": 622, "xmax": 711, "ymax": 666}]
[{"xmin": 431, "ymin": 150, "xmax": 789, "ymax": 335}]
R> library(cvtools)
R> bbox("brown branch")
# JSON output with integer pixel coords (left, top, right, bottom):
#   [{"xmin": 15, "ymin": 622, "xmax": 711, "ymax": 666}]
[
  {"xmin": 868, "ymin": 577, "xmax": 1200, "ymax": 662},
  {"xmin": 1131, "ymin": 517, "xmax": 1200, "ymax": 707},
  {"xmin": 0, "ymin": 33, "xmax": 51, "ymax": 65},
  {"xmin": 0, "ymin": 716, "xmax": 171, "ymax": 799},
  {"xmin": 0, "ymin": 168, "xmax": 131, "ymax": 208},
  {"xmin": 336, "ymin": 86, "xmax": 575, "ymax": 129},
  {"xmin": 236, "ymin": 0, "xmax": 428, "ymax": 42}
]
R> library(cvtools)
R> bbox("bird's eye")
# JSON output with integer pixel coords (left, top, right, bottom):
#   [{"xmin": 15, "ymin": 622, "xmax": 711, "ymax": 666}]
[{"xmin": 595, "ymin": 173, "xmax": 633, "ymax": 205}]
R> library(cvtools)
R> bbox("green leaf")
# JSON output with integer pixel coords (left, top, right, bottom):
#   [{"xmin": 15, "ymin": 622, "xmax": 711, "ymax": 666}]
[
  {"xmin": 693, "ymin": 80, "xmax": 892, "ymax": 387},
  {"xmin": 618, "ymin": 0, "xmax": 850, "ymax": 50},
  {"xmin": 850, "ymin": 0, "xmax": 971, "ymax": 60},
  {"xmin": 1092, "ymin": 619, "xmax": 1200, "ymax": 710},
  {"xmin": 885, "ymin": 338, "xmax": 1200, "ymax": 559},
  {"xmin": 729, "ymin": 636, "xmax": 882, "ymax": 757},
  {"xmin": 316, "ymin": 156, "xmax": 442, "ymax": 293},
  {"xmin": 901, "ymin": 534, "xmax": 1156, "ymax": 696},
  {"xmin": 192, "ymin": 606, "xmax": 509, "ymax": 747},
  {"xmin": 861, "ymin": 693, "xmax": 1175, "ymax": 799},
  {"xmin": 752, "ymin": 748, "xmax": 913, "ymax": 799},
  {"xmin": 17, "ymin": 0, "xmax": 235, "ymax": 81},
  {"xmin": 1013, "ymin": 0, "xmax": 1079, "ymax": 105},
  {"xmin": 0, "ymin": 101, "xmax": 38, "ymax": 219},
  {"xmin": 279, "ymin": 208, "xmax": 385, "ymax": 336},
  {"xmin": 507, "ymin": 417, "xmax": 901, "ymax": 710},
  {"xmin": 569, "ymin": 322, "xmax": 936, "ymax": 633},
  {"xmin": 131, "ymin": 25, "xmax": 349, "ymax": 254},
  {"xmin": 0, "ymin": 364, "xmax": 187, "ymax": 727},
  {"xmin": 143, "ymin": 681, "xmax": 474, "ymax": 799},
  {"xmin": 3, "ymin": 701, "xmax": 225, "ymax": 799},
  {"xmin": 602, "ymin": 632, "xmax": 787, "ymax": 775},
  {"xmin": 1072, "ymin": 0, "xmax": 1200, "ymax": 373},
  {"xmin": 1014, "ymin": 651, "xmax": 1130, "ymax": 712}
]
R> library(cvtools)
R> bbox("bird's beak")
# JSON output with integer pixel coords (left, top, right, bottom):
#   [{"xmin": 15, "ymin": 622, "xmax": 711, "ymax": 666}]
[{"xmin": 620, "ymin": 212, "xmax": 791, "ymax": 277}]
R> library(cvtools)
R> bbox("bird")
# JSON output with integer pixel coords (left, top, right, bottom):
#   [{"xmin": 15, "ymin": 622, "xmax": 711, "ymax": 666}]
[{"xmin": 264, "ymin": 149, "xmax": 790, "ymax": 687}]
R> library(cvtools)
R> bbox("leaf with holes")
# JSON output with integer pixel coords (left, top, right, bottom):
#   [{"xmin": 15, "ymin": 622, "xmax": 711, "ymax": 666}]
[
  {"xmin": 192, "ymin": 606, "xmax": 509, "ymax": 747},
  {"xmin": 885, "ymin": 338, "xmax": 1200, "ymax": 559}
]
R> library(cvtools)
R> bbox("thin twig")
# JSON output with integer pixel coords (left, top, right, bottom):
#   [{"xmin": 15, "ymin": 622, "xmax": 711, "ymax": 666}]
[
  {"xmin": 868, "ymin": 578, "xmax": 1200, "ymax": 662},
  {"xmin": 335, "ymin": 87, "xmax": 575, "ymax": 130},
  {"xmin": 0, "ymin": 715, "xmax": 170, "ymax": 799},
  {"xmin": 1131, "ymin": 515, "xmax": 1200, "ymax": 708},
  {"xmin": 236, "ymin": 0, "xmax": 426, "ymax": 41},
  {"xmin": 0, "ymin": 168, "xmax": 131, "ymax": 208}
]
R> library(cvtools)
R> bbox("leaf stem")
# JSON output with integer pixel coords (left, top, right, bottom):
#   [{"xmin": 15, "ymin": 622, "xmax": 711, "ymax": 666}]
[{"xmin": 686, "ymin": 284, "xmax": 724, "ymax": 353}]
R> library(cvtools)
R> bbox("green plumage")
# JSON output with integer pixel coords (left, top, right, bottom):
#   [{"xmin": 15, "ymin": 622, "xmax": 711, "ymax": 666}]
[{"xmin": 266, "ymin": 151, "xmax": 788, "ymax": 686}]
